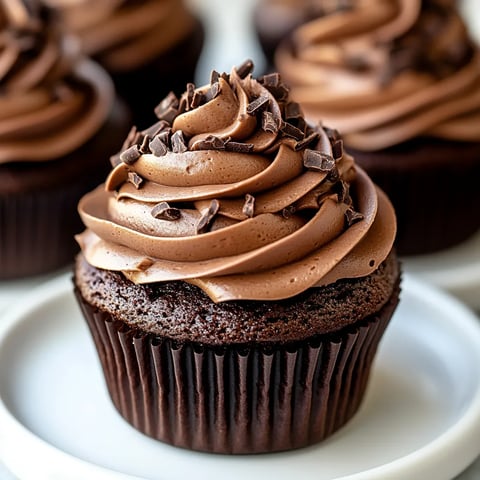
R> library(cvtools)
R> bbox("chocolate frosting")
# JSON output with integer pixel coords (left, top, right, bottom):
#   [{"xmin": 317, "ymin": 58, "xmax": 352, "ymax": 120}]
[
  {"xmin": 43, "ymin": 0, "xmax": 197, "ymax": 72},
  {"xmin": 77, "ymin": 62, "xmax": 396, "ymax": 302},
  {"xmin": 275, "ymin": 0, "xmax": 480, "ymax": 150},
  {"xmin": 0, "ymin": 0, "xmax": 113, "ymax": 164}
]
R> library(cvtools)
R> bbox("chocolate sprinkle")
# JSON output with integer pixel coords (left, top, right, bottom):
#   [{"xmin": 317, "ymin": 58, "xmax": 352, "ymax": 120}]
[
  {"xmin": 281, "ymin": 121, "xmax": 305, "ymax": 140},
  {"xmin": 345, "ymin": 208, "xmax": 364, "ymax": 226},
  {"xmin": 282, "ymin": 205, "xmax": 296, "ymax": 219},
  {"xmin": 262, "ymin": 111, "xmax": 279, "ymax": 133},
  {"xmin": 154, "ymin": 92, "xmax": 179, "ymax": 123},
  {"xmin": 128, "ymin": 172, "xmax": 144, "ymax": 189},
  {"xmin": 120, "ymin": 144, "xmax": 141, "ymax": 165},
  {"xmin": 294, "ymin": 131, "xmax": 319, "ymax": 151},
  {"xmin": 151, "ymin": 202, "xmax": 181, "ymax": 221},
  {"xmin": 246, "ymin": 95, "xmax": 269, "ymax": 116},
  {"xmin": 171, "ymin": 130, "xmax": 188, "ymax": 153},
  {"xmin": 194, "ymin": 135, "xmax": 227, "ymax": 150},
  {"xmin": 242, "ymin": 194, "xmax": 255, "ymax": 218},
  {"xmin": 303, "ymin": 149, "xmax": 335, "ymax": 172},
  {"xmin": 139, "ymin": 135, "xmax": 151, "ymax": 154},
  {"xmin": 196, "ymin": 199, "xmax": 220, "ymax": 234},
  {"xmin": 149, "ymin": 135, "xmax": 168, "ymax": 157},
  {"xmin": 225, "ymin": 141, "xmax": 254, "ymax": 153},
  {"xmin": 236, "ymin": 59, "xmax": 254, "ymax": 79}
]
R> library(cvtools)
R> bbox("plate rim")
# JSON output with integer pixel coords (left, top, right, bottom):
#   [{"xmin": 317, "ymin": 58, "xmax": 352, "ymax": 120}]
[{"xmin": 0, "ymin": 273, "xmax": 479, "ymax": 480}]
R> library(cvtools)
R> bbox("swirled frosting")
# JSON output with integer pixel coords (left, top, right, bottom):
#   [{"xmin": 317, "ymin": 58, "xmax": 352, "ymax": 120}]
[
  {"xmin": 76, "ymin": 61, "xmax": 396, "ymax": 302},
  {"xmin": 275, "ymin": 0, "xmax": 480, "ymax": 150},
  {"xmin": 0, "ymin": 0, "xmax": 113, "ymax": 164},
  {"xmin": 43, "ymin": 0, "xmax": 197, "ymax": 72}
]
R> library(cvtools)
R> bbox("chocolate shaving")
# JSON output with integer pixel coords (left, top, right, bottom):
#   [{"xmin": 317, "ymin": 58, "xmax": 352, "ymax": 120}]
[
  {"xmin": 335, "ymin": 180, "xmax": 349, "ymax": 204},
  {"xmin": 185, "ymin": 83, "xmax": 195, "ymax": 110},
  {"xmin": 282, "ymin": 205, "xmax": 296, "ymax": 219},
  {"xmin": 242, "ymin": 194, "xmax": 255, "ymax": 218},
  {"xmin": 235, "ymin": 59, "xmax": 254, "ymax": 79},
  {"xmin": 151, "ymin": 202, "xmax": 181, "ymax": 221},
  {"xmin": 154, "ymin": 91, "xmax": 179, "ymax": 123},
  {"xmin": 259, "ymin": 73, "xmax": 289, "ymax": 100},
  {"xmin": 205, "ymin": 81, "xmax": 221, "ymax": 101},
  {"xmin": 294, "ymin": 131, "xmax": 319, "ymax": 151},
  {"xmin": 262, "ymin": 111, "xmax": 279, "ymax": 133},
  {"xmin": 246, "ymin": 95, "xmax": 269, "ymax": 116},
  {"xmin": 139, "ymin": 135, "xmax": 151, "ymax": 154},
  {"xmin": 345, "ymin": 208, "xmax": 364, "ymax": 226},
  {"xmin": 191, "ymin": 90, "xmax": 206, "ymax": 108},
  {"xmin": 194, "ymin": 135, "xmax": 227, "ymax": 150},
  {"xmin": 281, "ymin": 121, "xmax": 305, "ymax": 140},
  {"xmin": 120, "ymin": 144, "xmax": 141, "ymax": 165},
  {"xmin": 149, "ymin": 135, "xmax": 168, "ymax": 156},
  {"xmin": 171, "ymin": 130, "xmax": 188, "ymax": 153},
  {"xmin": 196, "ymin": 199, "xmax": 220, "ymax": 234},
  {"xmin": 210, "ymin": 70, "xmax": 220, "ymax": 84},
  {"xmin": 331, "ymin": 138, "xmax": 344, "ymax": 160},
  {"xmin": 285, "ymin": 102, "xmax": 302, "ymax": 120},
  {"xmin": 156, "ymin": 128, "xmax": 172, "ymax": 147},
  {"xmin": 225, "ymin": 141, "xmax": 254, "ymax": 153},
  {"xmin": 303, "ymin": 149, "xmax": 335, "ymax": 172},
  {"xmin": 143, "ymin": 120, "xmax": 170, "ymax": 137},
  {"xmin": 128, "ymin": 172, "xmax": 144, "ymax": 189}
]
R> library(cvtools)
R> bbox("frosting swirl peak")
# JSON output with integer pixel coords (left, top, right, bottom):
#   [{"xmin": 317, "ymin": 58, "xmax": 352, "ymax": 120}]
[{"xmin": 77, "ymin": 61, "xmax": 396, "ymax": 302}]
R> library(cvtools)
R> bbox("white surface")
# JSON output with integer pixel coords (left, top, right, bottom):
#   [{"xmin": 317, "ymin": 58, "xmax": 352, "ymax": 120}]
[
  {"xmin": 402, "ymin": 230, "xmax": 480, "ymax": 311},
  {"xmin": 0, "ymin": 274, "xmax": 480, "ymax": 480}
]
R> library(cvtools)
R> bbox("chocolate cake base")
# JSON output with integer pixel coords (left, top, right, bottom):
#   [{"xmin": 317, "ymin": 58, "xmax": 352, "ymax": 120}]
[
  {"xmin": 100, "ymin": 18, "xmax": 205, "ymax": 129},
  {"xmin": 0, "ymin": 100, "xmax": 131, "ymax": 279},
  {"xmin": 348, "ymin": 138, "xmax": 480, "ymax": 255},
  {"xmin": 74, "ymin": 253, "xmax": 401, "ymax": 453}
]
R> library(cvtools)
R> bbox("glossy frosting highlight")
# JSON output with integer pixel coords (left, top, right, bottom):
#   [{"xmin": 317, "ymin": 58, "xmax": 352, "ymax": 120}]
[
  {"xmin": 43, "ymin": 0, "xmax": 197, "ymax": 72},
  {"xmin": 0, "ymin": 0, "xmax": 113, "ymax": 164},
  {"xmin": 77, "ymin": 62, "xmax": 396, "ymax": 302},
  {"xmin": 275, "ymin": 0, "xmax": 480, "ymax": 150}
]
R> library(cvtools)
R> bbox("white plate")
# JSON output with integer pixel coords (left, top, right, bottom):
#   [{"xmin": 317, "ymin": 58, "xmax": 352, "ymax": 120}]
[
  {"xmin": 0, "ymin": 275, "xmax": 480, "ymax": 480},
  {"xmin": 402, "ymin": 229, "xmax": 480, "ymax": 310}
]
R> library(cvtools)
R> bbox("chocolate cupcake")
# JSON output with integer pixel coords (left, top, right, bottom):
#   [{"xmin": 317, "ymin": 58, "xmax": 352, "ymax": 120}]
[
  {"xmin": 45, "ymin": 0, "xmax": 204, "ymax": 128},
  {"xmin": 0, "ymin": 0, "xmax": 131, "ymax": 279},
  {"xmin": 254, "ymin": 0, "xmax": 348, "ymax": 68},
  {"xmin": 73, "ymin": 61, "xmax": 400, "ymax": 454},
  {"xmin": 275, "ymin": 0, "xmax": 480, "ymax": 254}
]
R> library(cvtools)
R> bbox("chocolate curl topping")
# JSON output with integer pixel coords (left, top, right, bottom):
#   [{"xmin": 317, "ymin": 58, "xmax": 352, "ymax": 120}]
[
  {"xmin": 149, "ymin": 135, "xmax": 168, "ymax": 157},
  {"xmin": 235, "ymin": 59, "xmax": 254, "ymax": 79},
  {"xmin": 262, "ymin": 111, "xmax": 279, "ymax": 133},
  {"xmin": 128, "ymin": 172, "xmax": 144, "ymax": 190},
  {"xmin": 280, "ymin": 120, "xmax": 305, "ymax": 141},
  {"xmin": 294, "ymin": 131, "xmax": 319, "ymax": 151},
  {"xmin": 303, "ymin": 149, "xmax": 336, "ymax": 173},
  {"xmin": 120, "ymin": 144, "xmax": 141, "ymax": 165},
  {"xmin": 242, "ymin": 194, "xmax": 255, "ymax": 218},
  {"xmin": 192, "ymin": 135, "xmax": 227, "ymax": 151},
  {"xmin": 259, "ymin": 73, "xmax": 289, "ymax": 100},
  {"xmin": 139, "ymin": 135, "xmax": 151, "ymax": 154},
  {"xmin": 154, "ymin": 92, "xmax": 179, "ymax": 123},
  {"xmin": 210, "ymin": 70, "xmax": 220, "ymax": 84},
  {"xmin": 171, "ymin": 130, "xmax": 188, "ymax": 153},
  {"xmin": 345, "ymin": 208, "xmax": 364, "ymax": 226},
  {"xmin": 246, "ymin": 95, "xmax": 269, "ymax": 116},
  {"xmin": 196, "ymin": 199, "xmax": 220, "ymax": 234},
  {"xmin": 151, "ymin": 202, "xmax": 181, "ymax": 221}
]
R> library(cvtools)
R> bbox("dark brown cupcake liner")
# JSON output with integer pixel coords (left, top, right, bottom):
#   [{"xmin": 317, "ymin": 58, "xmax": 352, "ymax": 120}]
[
  {"xmin": 74, "ymin": 286, "xmax": 397, "ymax": 454},
  {"xmin": 0, "ymin": 184, "xmax": 87, "ymax": 279},
  {"xmin": 349, "ymin": 140, "xmax": 480, "ymax": 255}
]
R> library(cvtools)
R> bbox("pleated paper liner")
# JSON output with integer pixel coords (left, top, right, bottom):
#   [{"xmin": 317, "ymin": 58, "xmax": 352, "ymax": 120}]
[
  {"xmin": 75, "ymin": 287, "xmax": 399, "ymax": 454},
  {"xmin": 0, "ymin": 184, "xmax": 86, "ymax": 279}
]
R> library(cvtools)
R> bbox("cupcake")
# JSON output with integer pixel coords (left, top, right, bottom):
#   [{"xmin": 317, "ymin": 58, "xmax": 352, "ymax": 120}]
[
  {"xmin": 44, "ymin": 0, "xmax": 204, "ymax": 128},
  {"xmin": 275, "ymin": 0, "xmax": 480, "ymax": 254},
  {"xmin": 0, "ymin": 0, "xmax": 131, "ymax": 279},
  {"xmin": 73, "ymin": 60, "xmax": 400, "ymax": 454},
  {"xmin": 254, "ymin": 0, "xmax": 348, "ymax": 67}
]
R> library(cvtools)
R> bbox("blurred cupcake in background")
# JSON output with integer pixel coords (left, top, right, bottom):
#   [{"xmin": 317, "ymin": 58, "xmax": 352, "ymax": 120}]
[
  {"xmin": 253, "ymin": 0, "xmax": 349, "ymax": 68},
  {"xmin": 45, "ymin": 0, "xmax": 205, "ymax": 127},
  {"xmin": 275, "ymin": 0, "xmax": 480, "ymax": 254},
  {"xmin": 0, "ymin": 0, "xmax": 131, "ymax": 279}
]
